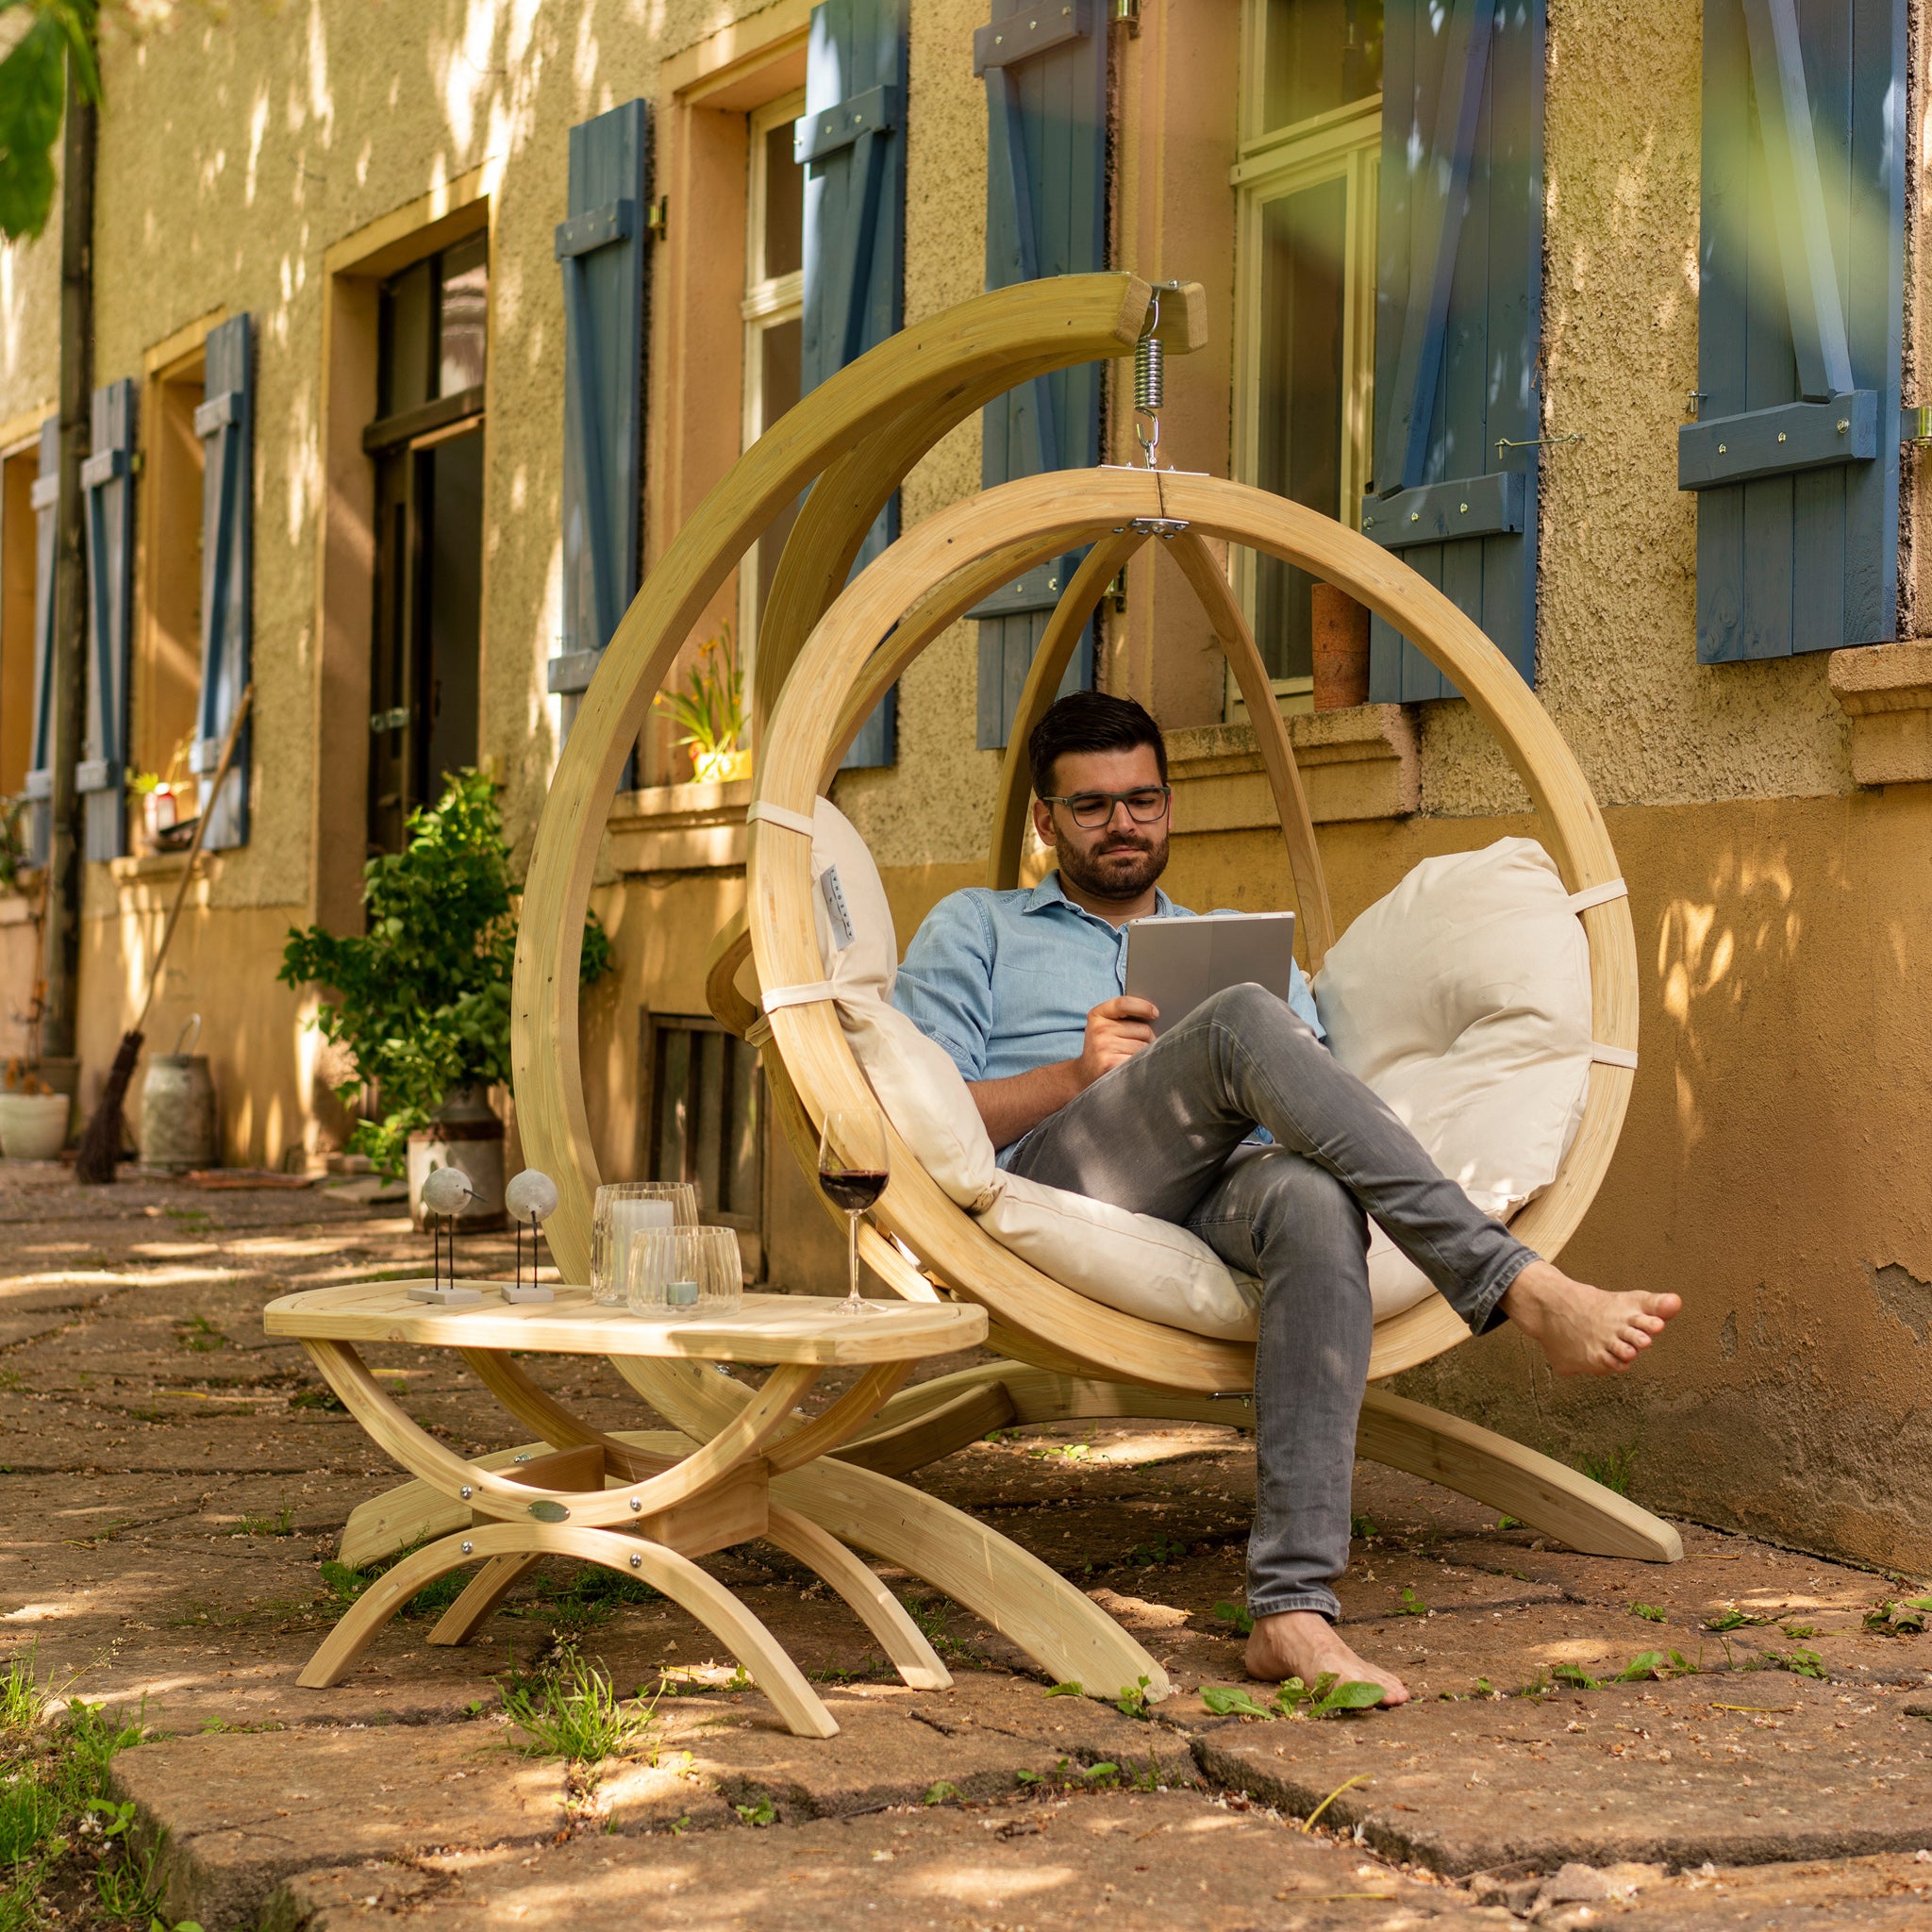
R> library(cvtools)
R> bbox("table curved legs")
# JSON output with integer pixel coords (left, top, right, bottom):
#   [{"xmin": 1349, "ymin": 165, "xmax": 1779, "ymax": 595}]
[
  {"xmin": 763, "ymin": 1503, "xmax": 951, "ymax": 1691},
  {"xmin": 297, "ymin": 1521, "xmax": 838, "ymax": 1736}
]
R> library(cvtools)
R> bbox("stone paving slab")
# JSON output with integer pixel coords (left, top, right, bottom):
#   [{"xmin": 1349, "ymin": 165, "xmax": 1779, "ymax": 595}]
[
  {"xmin": 268, "ymin": 1790, "xmax": 1507, "ymax": 1932},
  {"xmin": 600, "ymin": 1675, "xmax": 1195, "ymax": 1829},
  {"xmin": 111, "ymin": 1722, "xmax": 569, "ymax": 1932},
  {"xmin": 1190, "ymin": 1675, "xmax": 1932, "ymax": 1875}
]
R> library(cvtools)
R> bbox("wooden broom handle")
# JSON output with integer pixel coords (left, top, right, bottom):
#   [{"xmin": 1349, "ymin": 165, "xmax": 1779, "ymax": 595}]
[{"xmin": 133, "ymin": 682, "xmax": 253, "ymax": 1036}]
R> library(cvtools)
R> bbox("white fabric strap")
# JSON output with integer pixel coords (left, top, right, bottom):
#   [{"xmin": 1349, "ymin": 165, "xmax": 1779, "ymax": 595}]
[
  {"xmin": 1591, "ymin": 1042, "xmax": 1640, "ymax": 1070},
  {"xmin": 760, "ymin": 980, "xmax": 839, "ymax": 1012},
  {"xmin": 746, "ymin": 800, "xmax": 818, "ymax": 839},
  {"xmin": 1568, "ymin": 878, "xmax": 1628, "ymax": 914}
]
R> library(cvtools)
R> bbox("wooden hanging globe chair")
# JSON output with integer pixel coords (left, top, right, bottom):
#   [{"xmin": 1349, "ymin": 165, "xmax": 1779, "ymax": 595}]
[{"xmin": 342, "ymin": 278, "xmax": 1677, "ymax": 1700}]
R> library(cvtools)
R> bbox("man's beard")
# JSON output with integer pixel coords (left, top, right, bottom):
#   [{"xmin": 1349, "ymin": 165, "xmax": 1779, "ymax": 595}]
[{"xmin": 1057, "ymin": 827, "xmax": 1170, "ymax": 902}]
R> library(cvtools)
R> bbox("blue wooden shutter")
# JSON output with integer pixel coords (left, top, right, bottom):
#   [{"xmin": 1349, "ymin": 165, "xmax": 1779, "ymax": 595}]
[
  {"xmin": 79, "ymin": 378, "xmax": 136, "ymax": 862},
  {"xmin": 1678, "ymin": 0, "xmax": 1904, "ymax": 660},
  {"xmin": 972, "ymin": 0, "xmax": 1108, "ymax": 749},
  {"xmin": 1366, "ymin": 0, "xmax": 1543, "ymax": 703},
  {"xmin": 194, "ymin": 315, "xmax": 253, "ymax": 850},
  {"xmin": 25, "ymin": 417, "xmax": 58, "ymax": 867},
  {"xmin": 798, "ymin": 0, "xmax": 908, "ymax": 769},
  {"xmin": 548, "ymin": 100, "xmax": 650, "ymax": 725}
]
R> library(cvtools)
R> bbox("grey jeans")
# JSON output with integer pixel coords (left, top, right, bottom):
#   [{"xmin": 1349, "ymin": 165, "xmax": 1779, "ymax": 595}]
[{"xmin": 1003, "ymin": 982, "xmax": 1535, "ymax": 1622}]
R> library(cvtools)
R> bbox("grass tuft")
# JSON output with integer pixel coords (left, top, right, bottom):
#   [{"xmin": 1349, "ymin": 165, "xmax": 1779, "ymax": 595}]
[
  {"xmin": 1574, "ymin": 1442, "xmax": 1639, "ymax": 1496},
  {"xmin": 499, "ymin": 1646, "xmax": 660, "ymax": 1763}
]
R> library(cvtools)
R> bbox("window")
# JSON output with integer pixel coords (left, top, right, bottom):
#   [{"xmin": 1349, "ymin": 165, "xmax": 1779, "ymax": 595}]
[
  {"xmin": 643, "ymin": 1015, "xmax": 764, "ymax": 1261},
  {"xmin": 0, "ymin": 437, "xmax": 39, "ymax": 799},
  {"xmin": 365, "ymin": 229, "xmax": 488, "ymax": 856},
  {"xmin": 738, "ymin": 92, "xmax": 807, "ymax": 691},
  {"xmin": 1231, "ymin": 0, "xmax": 1382, "ymax": 708},
  {"xmin": 136, "ymin": 350, "xmax": 208, "ymax": 848}
]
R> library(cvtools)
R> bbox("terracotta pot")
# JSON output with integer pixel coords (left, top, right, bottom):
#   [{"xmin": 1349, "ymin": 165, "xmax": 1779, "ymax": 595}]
[
  {"xmin": 0, "ymin": 1091, "xmax": 72, "ymax": 1161},
  {"xmin": 1310, "ymin": 582, "xmax": 1372, "ymax": 711}
]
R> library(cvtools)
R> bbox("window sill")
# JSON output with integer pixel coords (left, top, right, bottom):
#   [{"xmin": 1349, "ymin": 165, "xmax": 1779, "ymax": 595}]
[
  {"xmin": 1828, "ymin": 642, "xmax": 1932, "ymax": 785},
  {"xmin": 1166, "ymin": 705, "xmax": 1420, "ymax": 829},
  {"xmin": 0, "ymin": 891, "xmax": 36, "ymax": 927},
  {"xmin": 608, "ymin": 776, "xmax": 753, "ymax": 874},
  {"xmin": 107, "ymin": 849, "xmax": 219, "ymax": 885}
]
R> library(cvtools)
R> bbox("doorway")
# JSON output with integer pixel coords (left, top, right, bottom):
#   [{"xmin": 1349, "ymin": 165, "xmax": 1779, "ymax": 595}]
[{"xmin": 365, "ymin": 230, "xmax": 488, "ymax": 857}]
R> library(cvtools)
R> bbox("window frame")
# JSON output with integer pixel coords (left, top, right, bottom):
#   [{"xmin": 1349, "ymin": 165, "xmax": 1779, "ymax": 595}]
[
  {"xmin": 736, "ymin": 88, "xmax": 808, "ymax": 694},
  {"xmin": 639, "ymin": 1011, "xmax": 767, "ymax": 1261},
  {"xmin": 1228, "ymin": 2, "xmax": 1379, "ymax": 719}
]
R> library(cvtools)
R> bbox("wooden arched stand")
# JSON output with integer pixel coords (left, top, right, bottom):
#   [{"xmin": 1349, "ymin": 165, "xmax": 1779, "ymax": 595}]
[{"xmin": 342, "ymin": 283, "xmax": 1676, "ymax": 1691}]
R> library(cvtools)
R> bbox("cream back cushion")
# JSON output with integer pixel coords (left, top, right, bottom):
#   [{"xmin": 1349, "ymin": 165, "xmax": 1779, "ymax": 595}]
[
  {"xmin": 798, "ymin": 805, "xmax": 1592, "ymax": 1340},
  {"xmin": 1316, "ymin": 837, "xmax": 1595, "ymax": 1319}
]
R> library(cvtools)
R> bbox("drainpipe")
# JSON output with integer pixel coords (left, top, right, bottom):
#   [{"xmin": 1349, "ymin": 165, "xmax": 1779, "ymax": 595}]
[{"xmin": 40, "ymin": 54, "xmax": 96, "ymax": 1064}]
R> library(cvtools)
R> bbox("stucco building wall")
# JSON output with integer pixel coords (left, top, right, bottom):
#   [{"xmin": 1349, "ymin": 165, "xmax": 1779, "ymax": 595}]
[{"xmin": 1, "ymin": 1, "xmax": 1927, "ymax": 1565}]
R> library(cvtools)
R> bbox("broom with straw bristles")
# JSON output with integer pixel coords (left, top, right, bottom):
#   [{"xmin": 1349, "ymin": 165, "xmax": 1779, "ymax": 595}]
[{"xmin": 75, "ymin": 684, "xmax": 253, "ymax": 1186}]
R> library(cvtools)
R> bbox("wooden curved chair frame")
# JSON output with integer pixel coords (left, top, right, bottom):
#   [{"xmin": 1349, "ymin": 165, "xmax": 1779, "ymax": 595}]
[{"xmin": 490, "ymin": 274, "xmax": 1677, "ymax": 1578}]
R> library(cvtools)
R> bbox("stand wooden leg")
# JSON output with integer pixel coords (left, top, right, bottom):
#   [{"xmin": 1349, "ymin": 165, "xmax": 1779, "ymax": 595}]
[
  {"xmin": 763, "ymin": 1504, "xmax": 950, "ymax": 1691},
  {"xmin": 1356, "ymin": 1387, "xmax": 1683, "ymax": 1563},
  {"xmin": 427, "ymin": 1552, "xmax": 543, "ymax": 1646},
  {"xmin": 299, "ymin": 1522, "xmax": 840, "ymax": 1739},
  {"xmin": 764, "ymin": 1452, "xmax": 1168, "ymax": 1707}
]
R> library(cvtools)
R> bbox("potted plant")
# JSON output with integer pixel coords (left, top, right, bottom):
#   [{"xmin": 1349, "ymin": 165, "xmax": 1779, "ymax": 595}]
[
  {"xmin": 279, "ymin": 770, "xmax": 612, "ymax": 1227},
  {"xmin": 655, "ymin": 626, "xmax": 750, "ymax": 783},
  {"xmin": 128, "ymin": 732, "xmax": 199, "ymax": 853},
  {"xmin": 0, "ymin": 1058, "xmax": 68, "ymax": 1161}
]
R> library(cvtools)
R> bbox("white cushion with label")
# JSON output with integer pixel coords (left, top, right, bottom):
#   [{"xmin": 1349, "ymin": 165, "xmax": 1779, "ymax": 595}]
[
  {"xmin": 795, "ymin": 804, "xmax": 1591, "ymax": 1340},
  {"xmin": 1315, "ymin": 837, "xmax": 1595, "ymax": 1320}
]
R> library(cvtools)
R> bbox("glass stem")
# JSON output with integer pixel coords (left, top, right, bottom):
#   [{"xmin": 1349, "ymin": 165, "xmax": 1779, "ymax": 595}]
[{"xmin": 846, "ymin": 1209, "xmax": 860, "ymax": 1305}]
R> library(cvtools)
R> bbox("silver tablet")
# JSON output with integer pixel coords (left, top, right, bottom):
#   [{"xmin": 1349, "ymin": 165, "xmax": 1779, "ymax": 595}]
[{"xmin": 1123, "ymin": 911, "xmax": 1298, "ymax": 1037}]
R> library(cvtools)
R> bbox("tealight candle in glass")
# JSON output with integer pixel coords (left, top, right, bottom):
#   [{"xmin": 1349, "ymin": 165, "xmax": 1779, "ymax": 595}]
[
  {"xmin": 626, "ymin": 1225, "xmax": 704, "ymax": 1319},
  {"xmin": 591, "ymin": 1181, "xmax": 698, "ymax": 1305}
]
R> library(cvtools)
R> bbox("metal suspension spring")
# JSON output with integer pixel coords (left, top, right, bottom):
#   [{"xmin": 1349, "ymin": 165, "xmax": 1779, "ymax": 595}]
[{"xmin": 1134, "ymin": 329, "xmax": 1164, "ymax": 415}]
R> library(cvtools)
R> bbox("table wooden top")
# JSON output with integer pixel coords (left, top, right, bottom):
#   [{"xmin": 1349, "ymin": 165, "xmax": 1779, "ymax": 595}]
[{"xmin": 262, "ymin": 1282, "xmax": 987, "ymax": 1365}]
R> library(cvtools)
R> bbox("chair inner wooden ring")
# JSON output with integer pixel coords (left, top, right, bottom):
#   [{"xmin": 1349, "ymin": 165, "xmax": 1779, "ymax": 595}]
[{"xmin": 746, "ymin": 466, "xmax": 1638, "ymax": 1396}]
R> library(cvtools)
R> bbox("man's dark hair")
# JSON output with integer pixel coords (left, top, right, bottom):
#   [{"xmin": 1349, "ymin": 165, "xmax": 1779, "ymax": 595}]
[{"xmin": 1026, "ymin": 691, "xmax": 1168, "ymax": 799}]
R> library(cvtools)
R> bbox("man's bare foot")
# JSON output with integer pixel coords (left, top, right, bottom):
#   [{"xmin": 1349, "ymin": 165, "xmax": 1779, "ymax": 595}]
[
  {"xmin": 1244, "ymin": 1609, "xmax": 1408, "ymax": 1707},
  {"xmin": 1501, "ymin": 1259, "xmax": 1682, "ymax": 1376}
]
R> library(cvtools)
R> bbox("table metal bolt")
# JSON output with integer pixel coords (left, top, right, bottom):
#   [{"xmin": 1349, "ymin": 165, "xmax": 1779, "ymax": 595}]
[
  {"xmin": 460, "ymin": 1485, "xmax": 473, "ymax": 1499},
  {"xmin": 630, "ymin": 1497, "xmax": 642, "ymax": 1512},
  {"xmin": 461, "ymin": 1541, "xmax": 474, "ymax": 1555},
  {"xmin": 629, "ymin": 1553, "xmax": 642, "ymax": 1569}
]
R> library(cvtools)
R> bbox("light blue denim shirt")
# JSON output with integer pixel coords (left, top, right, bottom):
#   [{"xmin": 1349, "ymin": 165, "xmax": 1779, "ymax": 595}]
[{"xmin": 892, "ymin": 871, "xmax": 1323, "ymax": 1165}]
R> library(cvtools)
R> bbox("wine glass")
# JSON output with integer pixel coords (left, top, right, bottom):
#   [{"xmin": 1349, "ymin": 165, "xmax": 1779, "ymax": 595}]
[{"xmin": 818, "ymin": 1104, "xmax": 888, "ymax": 1316}]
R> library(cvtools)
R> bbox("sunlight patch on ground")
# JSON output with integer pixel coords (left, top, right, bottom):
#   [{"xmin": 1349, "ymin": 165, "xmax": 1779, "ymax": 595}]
[{"xmin": 899, "ymin": 1861, "xmax": 1076, "ymax": 1903}]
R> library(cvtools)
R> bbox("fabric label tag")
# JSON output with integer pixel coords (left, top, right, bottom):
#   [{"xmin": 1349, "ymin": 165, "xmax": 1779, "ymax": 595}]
[{"xmin": 820, "ymin": 864, "xmax": 856, "ymax": 951}]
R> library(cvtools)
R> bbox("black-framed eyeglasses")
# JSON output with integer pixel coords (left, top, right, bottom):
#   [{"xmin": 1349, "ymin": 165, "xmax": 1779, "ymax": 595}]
[{"xmin": 1038, "ymin": 786, "xmax": 1172, "ymax": 829}]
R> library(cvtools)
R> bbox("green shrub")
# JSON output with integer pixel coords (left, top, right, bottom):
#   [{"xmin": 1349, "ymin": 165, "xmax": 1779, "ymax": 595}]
[{"xmin": 280, "ymin": 770, "xmax": 611, "ymax": 1176}]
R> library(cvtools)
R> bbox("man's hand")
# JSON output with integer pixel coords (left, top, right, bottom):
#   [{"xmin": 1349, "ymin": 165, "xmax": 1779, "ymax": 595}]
[
  {"xmin": 1077, "ymin": 995, "xmax": 1158, "ymax": 1089},
  {"xmin": 967, "ymin": 996, "xmax": 1160, "ymax": 1150}
]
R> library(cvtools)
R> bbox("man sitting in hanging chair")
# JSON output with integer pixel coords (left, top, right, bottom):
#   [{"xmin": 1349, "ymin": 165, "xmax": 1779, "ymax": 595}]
[{"xmin": 892, "ymin": 691, "xmax": 1681, "ymax": 1704}]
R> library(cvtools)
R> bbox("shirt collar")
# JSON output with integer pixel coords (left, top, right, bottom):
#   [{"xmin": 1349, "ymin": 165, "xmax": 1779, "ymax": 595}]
[{"xmin": 1021, "ymin": 870, "xmax": 1175, "ymax": 926}]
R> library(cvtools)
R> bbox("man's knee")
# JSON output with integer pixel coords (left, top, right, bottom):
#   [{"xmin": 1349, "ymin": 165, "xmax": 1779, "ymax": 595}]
[
  {"xmin": 1247, "ymin": 1154, "xmax": 1367, "ymax": 1257},
  {"xmin": 1201, "ymin": 979, "xmax": 1315, "ymax": 1041}
]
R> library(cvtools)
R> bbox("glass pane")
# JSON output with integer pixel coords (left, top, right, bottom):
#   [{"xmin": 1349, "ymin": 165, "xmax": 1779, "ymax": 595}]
[
  {"xmin": 762, "ymin": 121, "xmax": 804, "ymax": 280},
  {"xmin": 438, "ymin": 232, "xmax": 489, "ymax": 398},
  {"xmin": 755, "ymin": 318, "xmax": 805, "ymax": 624},
  {"xmin": 654, "ymin": 1026, "xmax": 691, "ymax": 1183},
  {"xmin": 1254, "ymin": 175, "xmax": 1348, "ymax": 682},
  {"xmin": 722, "ymin": 1036, "xmax": 760, "ymax": 1221},
  {"xmin": 376, "ymin": 259, "xmax": 435, "ymax": 418},
  {"xmin": 1262, "ymin": 0, "xmax": 1383, "ymax": 134},
  {"xmin": 693, "ymin": 1030, "xmax": 725, "ymax": 1216}
]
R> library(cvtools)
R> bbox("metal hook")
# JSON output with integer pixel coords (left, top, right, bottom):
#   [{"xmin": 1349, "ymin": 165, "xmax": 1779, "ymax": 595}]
[{"xmin": 1134, "ymin": 291, "xmax": 1164, "ymax": 470}]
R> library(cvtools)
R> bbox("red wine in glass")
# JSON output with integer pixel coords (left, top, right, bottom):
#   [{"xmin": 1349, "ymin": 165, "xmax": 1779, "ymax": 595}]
[{"xmin": 818, "ymin": 1106, "xmax": 888, "ymax": 1313}]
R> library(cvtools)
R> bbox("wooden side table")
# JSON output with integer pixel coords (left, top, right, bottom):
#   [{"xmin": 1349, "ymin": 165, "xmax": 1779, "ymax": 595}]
[{"xmin": 268, "ymin": 1282, "xmax": 1154, "ymax": 1740}]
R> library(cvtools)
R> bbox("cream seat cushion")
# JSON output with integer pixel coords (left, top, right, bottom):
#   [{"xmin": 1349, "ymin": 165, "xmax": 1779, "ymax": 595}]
[{"xmin": 796, "ymin": 802, "xmax": 1591, "ymax": 1341}]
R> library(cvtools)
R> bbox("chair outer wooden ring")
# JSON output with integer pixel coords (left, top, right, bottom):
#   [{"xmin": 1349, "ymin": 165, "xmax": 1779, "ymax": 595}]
[{"xmin": 749, "ymin": 467, "xmax": 1638, "ymax": 1396}]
